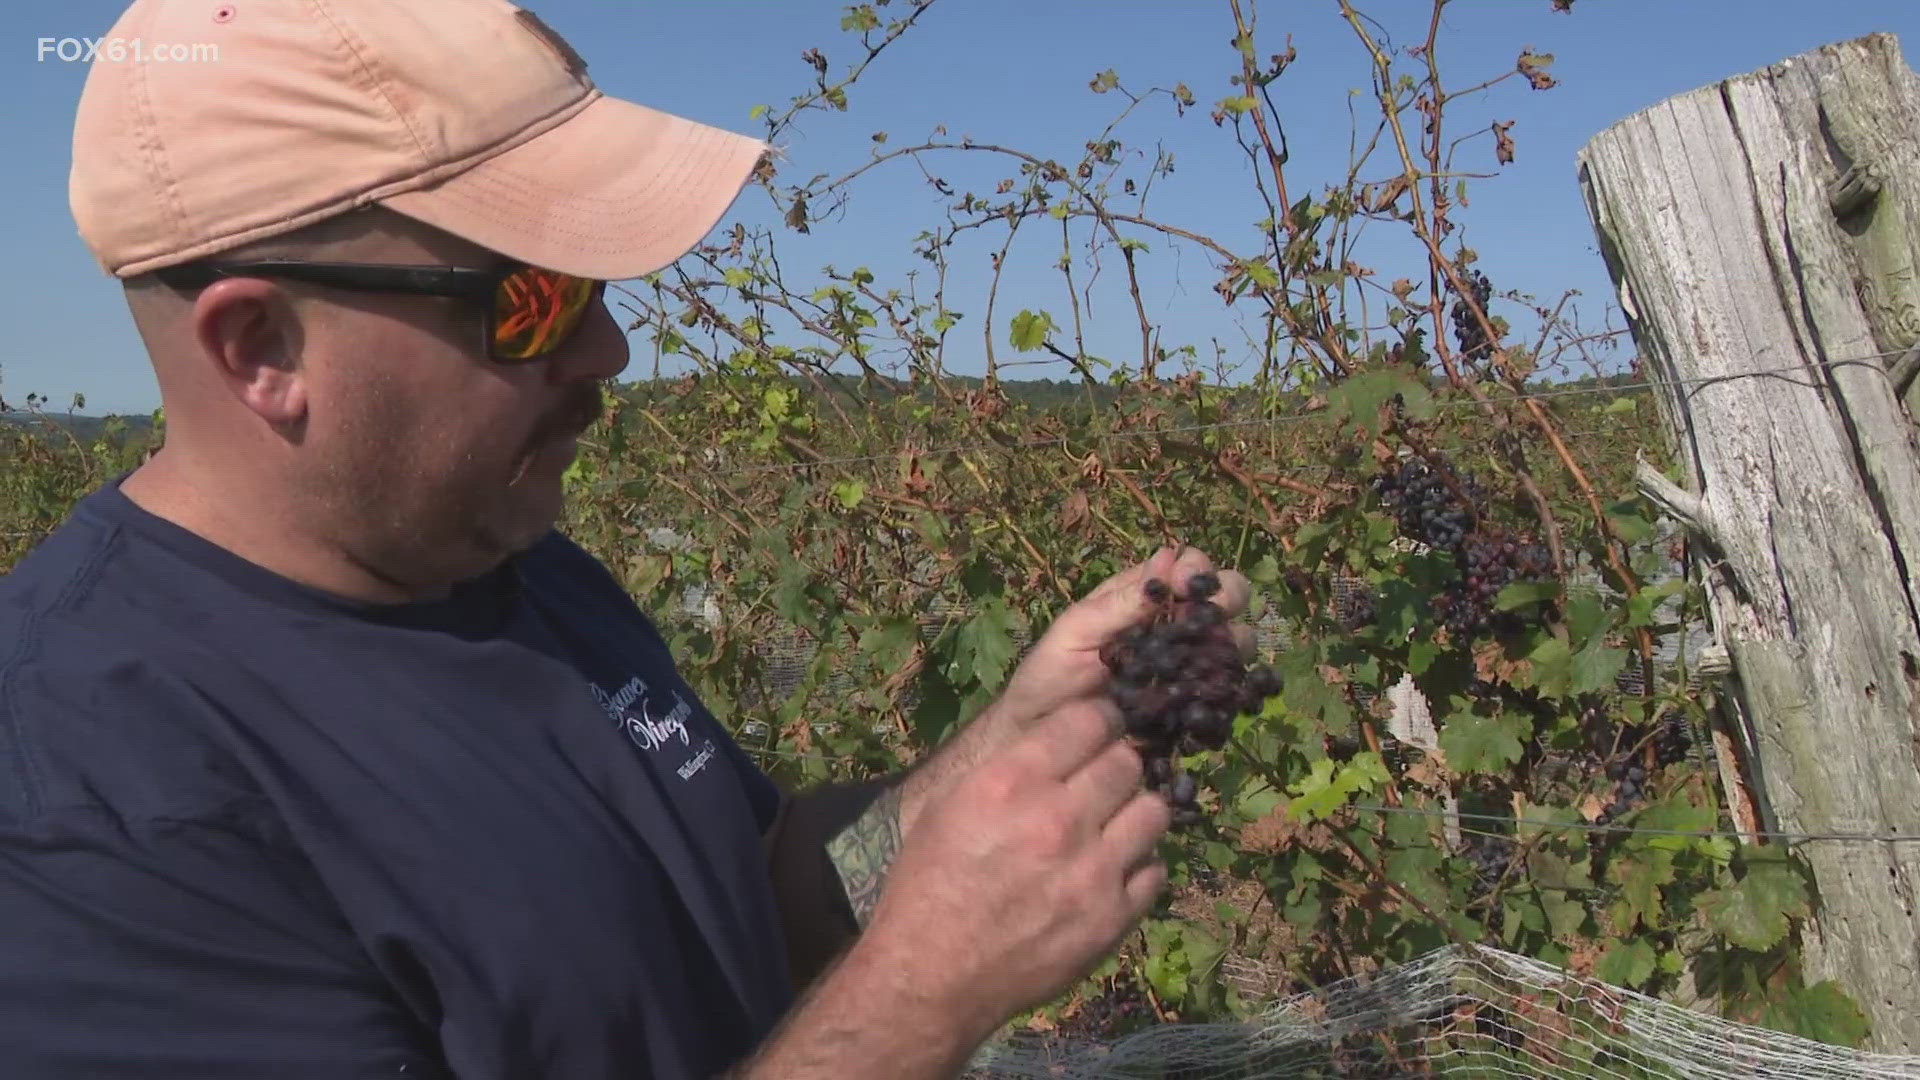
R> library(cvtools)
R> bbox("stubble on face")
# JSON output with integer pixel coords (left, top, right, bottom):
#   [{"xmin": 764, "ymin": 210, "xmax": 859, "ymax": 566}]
[{"xmin": 307, "ymin": 356, "xmax": 604, "ymax": 591}]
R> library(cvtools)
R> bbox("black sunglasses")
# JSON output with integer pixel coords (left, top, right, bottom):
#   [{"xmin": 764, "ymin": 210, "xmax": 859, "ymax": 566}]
[{"xmin": 152, "ymin": 259, "xmax": 606, "ymax": 362}]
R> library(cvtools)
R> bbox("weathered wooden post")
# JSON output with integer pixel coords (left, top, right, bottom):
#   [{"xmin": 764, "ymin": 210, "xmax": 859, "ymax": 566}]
[{"xmin": 1577, "ymin": 33, "xmax": 1920, "ymax": 1052}]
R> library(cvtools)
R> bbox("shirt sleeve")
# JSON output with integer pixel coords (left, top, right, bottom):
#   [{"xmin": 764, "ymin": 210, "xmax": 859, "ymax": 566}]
[
  {"xmin": 758, "ymin": 776, "xmax": 896, "ymax": 991},
  {"xmin": 0, "ymin": 806, "xmax": 448, "ymax": 1079}
]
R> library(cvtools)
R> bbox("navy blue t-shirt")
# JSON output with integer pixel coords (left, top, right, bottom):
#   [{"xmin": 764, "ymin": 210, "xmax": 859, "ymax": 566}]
[{"xmin": 0, "ymin": 477, "xmax": 798, "ymax": 1078}]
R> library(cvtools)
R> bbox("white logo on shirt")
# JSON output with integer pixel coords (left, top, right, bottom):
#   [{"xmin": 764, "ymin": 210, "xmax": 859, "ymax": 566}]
[{"xmin": 589, "ymin": 675, "xmax": 713, "ymax": 779}]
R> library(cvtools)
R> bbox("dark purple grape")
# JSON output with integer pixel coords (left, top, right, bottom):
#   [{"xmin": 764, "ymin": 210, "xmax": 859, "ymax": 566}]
[{"xmin": 1170, "ymin": 773, "xmax": 1197, "ymax": 806}]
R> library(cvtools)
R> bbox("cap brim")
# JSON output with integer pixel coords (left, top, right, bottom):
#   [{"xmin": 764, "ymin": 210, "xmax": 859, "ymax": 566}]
[{"xmin": 378, "ymin": 93, "xmax": 769, "ymax": 282}]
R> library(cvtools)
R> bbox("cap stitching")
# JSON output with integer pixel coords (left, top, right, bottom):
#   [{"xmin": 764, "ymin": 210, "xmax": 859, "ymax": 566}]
[
  {"xmin": 308, "ymin": 0, "xmax": 435, "ymax": 169},
  {"xmin": 111, "ymin": 91, "xmax": 607, "ymax": 278},
  {"xmin": 125, "ymin": 4, "xmax": 190, "ymax": 267}
]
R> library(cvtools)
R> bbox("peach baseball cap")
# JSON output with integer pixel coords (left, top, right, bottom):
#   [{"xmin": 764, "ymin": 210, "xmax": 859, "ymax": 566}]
[{"xmin": 69, "ymin": 0, "xmax": 772, "ymax": 282}]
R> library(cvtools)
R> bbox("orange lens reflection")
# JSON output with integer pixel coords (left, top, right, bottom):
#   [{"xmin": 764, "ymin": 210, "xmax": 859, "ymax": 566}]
[{"xmin": 494, "ymin": 267, "xmax": 597, "ymax": 359}]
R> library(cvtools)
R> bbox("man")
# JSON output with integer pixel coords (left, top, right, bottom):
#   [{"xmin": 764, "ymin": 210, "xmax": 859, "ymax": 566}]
[{"xmin": 0, "ymin": 2, "xmax": 1254, "ymax": 1077}]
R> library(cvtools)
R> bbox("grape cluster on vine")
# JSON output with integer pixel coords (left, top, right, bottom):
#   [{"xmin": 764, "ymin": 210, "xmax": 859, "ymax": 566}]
[
  {"xmin": 1371, "ymin": 454, "xmax": 1554, "ymax": 642},
  {"xmin": 1595, "ymin": 709, "xmax": 1695, "ymax": 824},
  {"xmin": 1372, "ymin": 456, "xmax": 1485, "ymax": 552},
  {"xmin": 1653, "ymin": 709, "xmax": 1693, "ymax": 767},
  {"xmin": 1451, "ymin": 268, "xmax": 1496, "ymax": 361},
  {"xmin": 1461, "ymin": 832, "xmax": 1515, "ymax": 902},
  {"xmin": 1101, "ymin": 571, "xmax": 1283, "ymax": 827},
  {"xmin": 1431, "ymin": 529, "xmax": 1555, "ymax": 638}
]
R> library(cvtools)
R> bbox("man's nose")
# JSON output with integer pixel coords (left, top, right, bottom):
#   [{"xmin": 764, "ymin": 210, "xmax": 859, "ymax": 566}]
[{"xmin": 548, "ymin": 292, "xmax": 630, "ymax": 383}]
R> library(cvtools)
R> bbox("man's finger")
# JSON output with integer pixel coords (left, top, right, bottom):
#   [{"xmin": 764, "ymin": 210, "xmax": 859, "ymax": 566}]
[
  {"xmin": 1062, "ymin": 738, "xmax": 1147, "ymax": 831},
  {"xmin": 1035, "ymin": 546, "xmax": 1185, "ymax": 655},
  {"xmin": 1207, "ymin": 569, "xmax": 1252, "ymax": 618},
  {"xmin": 1232, "ymin": 623, "xmax": 1257, "ymax": 664},
  {"xmin": 1099, "ymin": 789, "xmax": 1174, "ymax": 880},
  {"xmin": 1010, "ymin": 698, "xmax": 1125, "ymax": 781},
  {"xmin": 1121, "ymin": 857, "xmax": 1170, "ymax": 918}
]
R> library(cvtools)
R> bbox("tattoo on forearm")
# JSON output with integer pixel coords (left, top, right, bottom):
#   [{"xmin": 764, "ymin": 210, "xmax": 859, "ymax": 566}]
[{"xmin": 825, "ymin": 785, "xmax": 904, "ymax": 929}]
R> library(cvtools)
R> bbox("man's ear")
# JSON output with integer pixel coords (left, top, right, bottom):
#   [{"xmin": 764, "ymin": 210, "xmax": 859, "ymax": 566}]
[{"xmin": 189, "ymin": 278, "xmax": 309, "ymax": 433}]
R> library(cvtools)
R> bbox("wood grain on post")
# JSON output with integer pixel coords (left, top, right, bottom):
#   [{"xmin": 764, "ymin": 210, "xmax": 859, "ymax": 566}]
[{"xmin": 1579, "ymin": 32, "xmax": 1920, "ymax": 1053}]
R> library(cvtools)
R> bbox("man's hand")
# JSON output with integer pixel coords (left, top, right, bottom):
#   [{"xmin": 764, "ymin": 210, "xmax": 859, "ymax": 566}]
[
  {"xmin": 995, "ymin": 545, "xmax": 1256, "ymax": 736},
  {"xmin": 733, "ymin": 698, "xmax": 1171, "ymax": 1079},
  {"xmin": 826, "ymin": 545, "xmax": 1258, "ymax": 929},
  {"xmin": 863, "ymin": 697, "xmax": 1169, "ymax": 1032}
]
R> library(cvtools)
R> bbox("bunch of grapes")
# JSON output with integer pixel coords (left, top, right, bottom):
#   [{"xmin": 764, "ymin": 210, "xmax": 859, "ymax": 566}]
[
  {"xmin": 1592, "ymin": 710, "xmax": 1696, "ymax": 825},
  {"xmin": 1596, "ymin": 758, "xmax": 1649, "ymax": 824},
  {"xmin": 1337, "ymin": 585, "xmax": 1378, "ymax": 632},
  {"xmin": 1430, "ymin": 529, "xmax": 1555, "ymax": 638},
  {"xmin": 1101, "ymin": 571, "xmax": 1284, "ymax": 827},
  {"xmin": 1054, "ymin": 971, "xmax": 1153, "ymax": 1044},
  {"xmin": 1461, "ymin": 832, "xmax": 1515, "ymax": 901},
  {"xmin": 1451, "ymin": 268, "xmax": 1496, "ymax": 361},
  {"xmin": 1653, "ymin": 709, "xmax": 1694, "ymax": 767},
  {"xmin": 1371, "ymin": 456, "xmax": 1485, "ymax": 553},
  {"xmin": 1373, "ymin": 453, "xmax": 1558, "ymax": 645}
]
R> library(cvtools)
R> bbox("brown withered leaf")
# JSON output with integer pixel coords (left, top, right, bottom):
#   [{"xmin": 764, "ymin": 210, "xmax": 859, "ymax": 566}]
[
  {"xmin": 1059, "ymin": 490, "xmax": 1091, "ymax": 534},
  {"xmin": 1242, "ymin": 804, "xmax": 1345, "ymax": 855},
  {"xmin": 902, "ymin": 453, "xmax": 931, "ymax": 495},
  {"xmin": 1580, "ymin": 792, "xmax": 1609, "ymax": 822},
  {"xmin": 1403, "ymin": 758, "xmax": 1446, "ymax": 789},
  {"xmin": 1568, "ymin": 941, "xmax": 1602, "ymax": 979},
  {"xmin": 1518, "ymin": 49, "xmax": 1559, "ymax": 90},
  {"xmin": 1370, "ymin": 174, "xmax": 1410, "ymax": 214},
  {"xmin": 1494, "ymin": 120, "xmax": 1517, "ymax": 165},
  {"xmin": 1474, "ymin": 640, "xmax": 1530, "ymax": 687},
  {"xmin": 1391, "ymin": 277, "xmax": 1416, "ymax": 303}
]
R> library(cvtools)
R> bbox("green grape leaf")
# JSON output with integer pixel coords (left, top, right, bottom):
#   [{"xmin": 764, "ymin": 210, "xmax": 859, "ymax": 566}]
[
  {"xmin": 1328, "ymin": 368, "xmax": 1432, "ymax": 435},
  {"xmin": 1527, "ymin": 635, "xmax": 1574, "ymax": 698},
  {"xmin": 1761, "ymin": 981, "xmax": 1871, "ymax": 1049},
  {"xmin": 1009, "ymin": 309, "xmax": 1054, "ymax": 352},
  {"xmin": 1595, "ymin": 938, "xmax": 1656, "ymax": 989},
  {"xmin": 856, "ymin": 615, "xmax": 919, "ymax": 673},
  {"xmin": 832, "ymin": 478, "xmax": 867, "ymax": 509},
  {"xmin": 1571, "ymin": 640, "xmax": 1630, "ymax": 696},
  {"xmin": 1540, "ymin": 891, "xmax": 1587, "ymax": 939},
  {"xmin": 1286, "ymin": 753, "xmax": 1385, "ymax": 821},
  {"xmin": 1612, "ymin": 848, "xmax": 1676, "ymax": 929},
  {"xmin": 1563, "ymin": 591, "xmax": 1609, "ymax": 650},
  {"xmin": 953, "ymin": 599, "xmax": 1019, "ymax": 690},
  {"xmin": 1698, "ymin": 863, "xmax": 1809, "ymax": 952},
  {"xmin": 1495, "ymin": 579, "xmax": 1561, "ymax": 611},
  {"xmin": 1437, "ymin": 710, "xmax": 1528, "ymax": 774}
]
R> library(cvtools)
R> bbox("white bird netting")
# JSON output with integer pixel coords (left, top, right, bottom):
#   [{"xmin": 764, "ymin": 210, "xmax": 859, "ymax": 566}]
[{"xmin": 962, "ymin": 943, "xmax": 1920, "ymax": 1079}]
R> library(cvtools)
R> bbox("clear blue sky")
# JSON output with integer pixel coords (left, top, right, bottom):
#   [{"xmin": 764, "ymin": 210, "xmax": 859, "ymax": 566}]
[{"xmin": 6, "ymin": 1, "xmax": 1919, "ymax": 417}]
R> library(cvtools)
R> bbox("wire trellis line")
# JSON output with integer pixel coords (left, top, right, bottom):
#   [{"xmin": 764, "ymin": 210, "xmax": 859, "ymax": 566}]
[
  {"xmin": 1344, "ymin": 800, "xmax": 1917, "ymax": 846},
  {"xmin": 585, "ymin": 348, "xmax": 1915, "ymax": 485}
]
